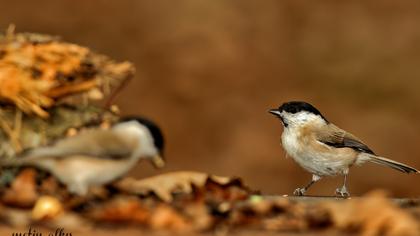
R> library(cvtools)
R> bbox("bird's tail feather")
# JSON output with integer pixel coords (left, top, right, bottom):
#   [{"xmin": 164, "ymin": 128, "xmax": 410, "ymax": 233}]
[{"xmin": 368, "ymin": 156, "xmax": 419, "ymax": 174}]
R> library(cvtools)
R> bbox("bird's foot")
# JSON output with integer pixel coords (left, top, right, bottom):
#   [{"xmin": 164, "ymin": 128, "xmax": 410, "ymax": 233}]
[
  {"xmin": 335, "ymin": 186, "xmax": 350, "ymax": 198},
  {"xmin": 293, "ymin": 187, "xmax": 306, "ymax": 196}
]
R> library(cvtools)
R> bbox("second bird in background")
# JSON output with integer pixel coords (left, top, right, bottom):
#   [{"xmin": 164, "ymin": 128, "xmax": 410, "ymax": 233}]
[{"xmin": 1, "ymin": 117, "xmax": 165, "ymax": 195}]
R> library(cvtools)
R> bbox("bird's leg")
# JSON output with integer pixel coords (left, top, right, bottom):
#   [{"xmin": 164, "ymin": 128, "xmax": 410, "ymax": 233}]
[
  {"xmin": 293, "ymin": 174, "xmax": 321, "ymax": 196},
  {"xmin": 335, "ymin": 170, "xmax": 350, "ymax": 198}
]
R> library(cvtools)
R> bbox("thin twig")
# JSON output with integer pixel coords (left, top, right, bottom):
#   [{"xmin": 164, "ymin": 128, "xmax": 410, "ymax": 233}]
[
  {"xmin": 104, "ymin": 73, "xmax": 133, "ymax": 108},
  {"xmin": 46, "ymin": 79, "xmax": 98, "ymax": 98},
  {"xmin": 0, "ymin": 110, "xmax": 22, "ymax": 152}
]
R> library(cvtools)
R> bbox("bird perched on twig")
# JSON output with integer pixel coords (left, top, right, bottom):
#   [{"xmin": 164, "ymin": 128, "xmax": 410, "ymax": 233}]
[
  {"xmin": 1, "ymin": 117, "xmax": 165, "ymax": 195},
  {"xmin": 269, "ymin": 101, "xmax": 419, "ymax": 197}
]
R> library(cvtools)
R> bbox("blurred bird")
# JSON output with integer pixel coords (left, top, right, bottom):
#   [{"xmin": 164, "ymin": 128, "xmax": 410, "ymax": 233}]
[
  {"xmin": 1, "ymin": 117, "xmax": 165, "ymax": 195},
  {"xmin": 269, "ymin": 101, "xmax": 419, "ymax": 197}
]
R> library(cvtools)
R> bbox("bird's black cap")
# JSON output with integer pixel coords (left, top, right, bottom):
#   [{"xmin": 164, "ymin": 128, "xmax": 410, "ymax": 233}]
[
  {"xmin": 275, "ymin": 101, "xmax": 328, "ymax": 122},
  {"xmin": 119, "ymin": 116, "xmax": 165, "ymax": 153}
]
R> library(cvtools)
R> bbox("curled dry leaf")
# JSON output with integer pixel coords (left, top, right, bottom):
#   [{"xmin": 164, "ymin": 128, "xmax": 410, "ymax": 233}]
[
  {"xmin": 323, "ymin": 190, "xmax": 420, "ymax": 236},
  {"xmin": 114, "ymin": 171, "xmax": 241, "ymax": 202},
  {"xmin": 1, "ymin": 168, "xmax": 38, "ymax": 207}
]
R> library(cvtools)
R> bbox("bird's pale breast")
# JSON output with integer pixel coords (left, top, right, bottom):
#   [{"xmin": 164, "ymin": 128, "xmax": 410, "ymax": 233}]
[{"xmin": 281, "ymin": 124, "xmax": 357, "ymax": 176}]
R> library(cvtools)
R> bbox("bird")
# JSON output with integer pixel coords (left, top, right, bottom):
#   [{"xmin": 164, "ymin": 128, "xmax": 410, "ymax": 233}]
[
  {"xmin": 269, "ymin": 101, "xmax": 419, "ymax": 197},
  {"xmin": 1, "ymin": 116, "xmax": 165, "ymax": 195}
]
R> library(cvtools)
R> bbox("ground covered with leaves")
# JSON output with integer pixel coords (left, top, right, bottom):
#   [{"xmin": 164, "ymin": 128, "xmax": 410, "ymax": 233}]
[{"xmin": 0, "ymin": 168, "xmax": 419, "ymax": 236}]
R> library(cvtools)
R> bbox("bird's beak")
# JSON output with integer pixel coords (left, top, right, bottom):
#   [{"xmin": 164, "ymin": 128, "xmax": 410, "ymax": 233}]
[
  {"xmin": 151, "ymin": 154, "xmax": 165, "ymax": 168},
  {"xmin": 268, "ymin": 109, "xmax": 281, "ymax": 117}
]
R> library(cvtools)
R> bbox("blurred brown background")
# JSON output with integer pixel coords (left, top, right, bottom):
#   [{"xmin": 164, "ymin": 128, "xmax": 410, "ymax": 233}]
[{"xmin": 1, "ymin": 0, "xmax": 420, "ymax": 197}]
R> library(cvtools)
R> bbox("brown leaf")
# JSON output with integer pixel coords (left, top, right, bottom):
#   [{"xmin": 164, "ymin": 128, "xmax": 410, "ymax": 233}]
[
  {"xmin": 201, "ymin": 178, "xmax": 251, "ymax": 202},
  {"xmin": 39, "ymin": 176, "xmax": 60, "ymax": 194},
  {"xmin": 323, "ymin": 190, "xmax": 420, "ymax": 236},
  {"xmin": 230, "ymin": 197, "xmax": 310, "ymax": 231},
  {"xmin": 149, "ymin": 205, "xmax": 190, "ymax": 231},
  {"xmin": 86, "ymin": 196, "xmax": 150, "ymax": 224},
  {"xmin": 262, "ymin": 216, "xmax": 307, "ymax": 232},
  {"xmin": 182, "ymin": 203, "xmax": 214, "ymax": 231},
  {"xmin": 114, "ymin": 171, "xmax": 243, "ymax": 202},
  {"xmin": 2, "ymin": 168, "xmax": 38, "ymax": 207}
]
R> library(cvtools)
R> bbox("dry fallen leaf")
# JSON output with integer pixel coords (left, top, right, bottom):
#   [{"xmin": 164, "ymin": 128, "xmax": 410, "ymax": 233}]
[
  {"xmin": 230, "ymin": 197, "xmax": 313, "ymax": 232},
  {"xmin": 182, "ymin": 203, "xmax": 215, "ymax": 231},
  {"xmin": 114, "ymin": 171, "xmax": 238, "ymax": 202},
  {"xmin": 149, "ymin": 205, "xmax": 190, "ymax": 231},
  {"xmin": 323, "ymin": 190, "xmax": 420, "ymax": 236},
  {"xmin": 86, "ymin": 196, "xmax": 150, "ymax": 224},
  {"xmin": 2, "ymin": 168, "xmax": 38, "ymax": 207},
  {"xmin": 39, "ymin": 175, "xmax": 60, "ymax": 194}
]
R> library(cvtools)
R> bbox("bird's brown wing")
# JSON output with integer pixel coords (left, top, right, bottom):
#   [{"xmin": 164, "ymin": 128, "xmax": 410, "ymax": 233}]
[{"xmin": 316, "ymin": 124, "xmax": 376, "ymax": 155}]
